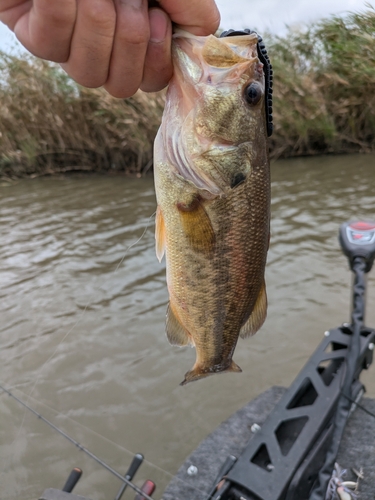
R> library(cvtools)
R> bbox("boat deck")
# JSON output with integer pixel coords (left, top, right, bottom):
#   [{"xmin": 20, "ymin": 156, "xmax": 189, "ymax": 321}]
[{"xmin": 163, "ymin": 386, "xmax": 375, "ymax": 500}]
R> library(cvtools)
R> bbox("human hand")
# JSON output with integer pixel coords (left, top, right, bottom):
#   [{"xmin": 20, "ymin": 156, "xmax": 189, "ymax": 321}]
[{"xmin": 0, "ymin": 0, "xmax": 220, "ymax": 97}]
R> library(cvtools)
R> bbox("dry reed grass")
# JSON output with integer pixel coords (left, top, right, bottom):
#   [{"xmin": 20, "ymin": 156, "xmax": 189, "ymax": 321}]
[
  {"xmin": 0, "ymin": 7, "xmax": 374, "ymax": 178},
  {"xmin": 268, "ymin": 6, "xmax": 375, "ymax": 157},
  {"xmin": 0, "ymin": 54, "xmax": 164, "ymax": 178}
]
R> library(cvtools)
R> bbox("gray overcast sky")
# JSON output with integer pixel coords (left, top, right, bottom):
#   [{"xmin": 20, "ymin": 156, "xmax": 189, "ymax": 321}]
[
  {"xmin": 217, "ymin": 0, "xmax": 368, "ymax": 34},
  {"xmin": 0, "ymin": 0, "xmax": 370, "ymax": 53}
]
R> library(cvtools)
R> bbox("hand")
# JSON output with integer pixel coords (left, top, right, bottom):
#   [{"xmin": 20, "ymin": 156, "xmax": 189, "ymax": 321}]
[{"xmin": 0, "ymin": 0, "xmax": 220, "ymax": 97}]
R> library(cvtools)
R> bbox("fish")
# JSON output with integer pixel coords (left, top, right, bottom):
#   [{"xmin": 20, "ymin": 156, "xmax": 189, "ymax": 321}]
[{"xmin": 154, "ymin": 29, "xmax": 270, "ymax": 385}]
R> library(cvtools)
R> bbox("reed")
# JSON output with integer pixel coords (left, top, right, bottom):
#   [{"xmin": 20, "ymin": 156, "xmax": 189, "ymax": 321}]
[
  {"xmin": 0, "ymin": 53, "xmax": 165, "ymax": 178},
  {"xmin": 0, "ymin": 6, "xmax": 374, "ymax": 178},
  {"xmin": 268, "ymin": 5, "xmax": 375, "ymax": 157}
]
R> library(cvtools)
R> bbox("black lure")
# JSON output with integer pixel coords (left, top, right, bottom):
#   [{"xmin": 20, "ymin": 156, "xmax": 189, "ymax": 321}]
[{"xmin": 220, "ymin": 29, "xmax": 273, "ymax": 137}]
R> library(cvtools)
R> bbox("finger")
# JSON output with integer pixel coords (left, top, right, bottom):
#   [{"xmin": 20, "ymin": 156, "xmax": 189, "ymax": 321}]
[
  {"xmin": 6, "ymin": 0, "xmax": 77, "ymax": 62},
  {"xmin": 103, "ymin": 0, "xmax": 150, "ymax": 98},
  {"xmin": 140, "ymin": 8, "xmax": 172, "ymax": 93},
  {"xmin": 157, "ymin": 0, "xmax": 220, "ymax": 36},
  {"xmin": 0, "ymin": 1, "xmax": 31, "ymax": 31},
  {"xmin": 61, "ymin": 0, "xmax": 116, "ymax": 88}
]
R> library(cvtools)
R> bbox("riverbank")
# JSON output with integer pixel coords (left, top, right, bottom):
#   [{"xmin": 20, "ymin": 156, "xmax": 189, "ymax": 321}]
[{"xmin": 1, "ymin": 7, "xmax": 374, "ymax": 179}]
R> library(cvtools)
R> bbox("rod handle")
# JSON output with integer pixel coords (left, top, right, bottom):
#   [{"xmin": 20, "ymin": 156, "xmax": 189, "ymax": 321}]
[
  {"xmin": 134, "ymin": 480, "xmax": 156, "ymax": 500},
  {"xmin": 125, "ymin": 453, "xmax": 144, "ymax": 481},
  {"xmin": 114, "ymin": 454, "xmax": 144, "ymax": 500},
  {"xmin": 62, "ymin": 467, "xmax": 82, "ymax": 493}
]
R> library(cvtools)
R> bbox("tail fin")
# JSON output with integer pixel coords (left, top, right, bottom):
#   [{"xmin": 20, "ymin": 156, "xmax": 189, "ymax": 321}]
[{"xmin": 180, "ymin": 360, "xmax": 242, "ymax": 386}]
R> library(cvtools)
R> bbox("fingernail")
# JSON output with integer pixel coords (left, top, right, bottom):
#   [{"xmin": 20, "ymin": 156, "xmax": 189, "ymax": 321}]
[{"xmin": 149, "ymin": 8, "xmax": 168, "ymax": 43}]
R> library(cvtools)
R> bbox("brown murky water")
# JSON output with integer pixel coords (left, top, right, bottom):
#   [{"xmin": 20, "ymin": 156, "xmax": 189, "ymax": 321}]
[{"xmin": 1, "ymin": 154, "xmax": 374, "ymax": 500}]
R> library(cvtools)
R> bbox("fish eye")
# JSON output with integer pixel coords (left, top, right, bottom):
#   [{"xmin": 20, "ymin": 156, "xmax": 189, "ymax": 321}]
[{"xmin": 244, "ymin": 82, "xmax": 263, "ymax": 106}]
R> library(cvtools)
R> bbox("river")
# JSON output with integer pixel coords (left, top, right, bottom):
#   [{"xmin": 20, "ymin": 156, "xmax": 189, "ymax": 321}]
[{"xmin": 1, "ymin": 154, "xmax": 374, "ymax": 500}]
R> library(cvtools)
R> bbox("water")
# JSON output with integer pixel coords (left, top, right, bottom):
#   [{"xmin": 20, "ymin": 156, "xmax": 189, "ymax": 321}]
[{"xmin": 0, "ymin": 154, "xmax": 374, "ymax": 500}]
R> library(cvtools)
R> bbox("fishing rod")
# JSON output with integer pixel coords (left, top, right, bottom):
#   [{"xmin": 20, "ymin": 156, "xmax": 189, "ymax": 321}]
[
  {"xmin": 0, "ymin": 385, "xmax": 155, "ymax": 500},
  {"xmin": 203, "ymin": 220, "xmax": 375, "ymax": 500}
]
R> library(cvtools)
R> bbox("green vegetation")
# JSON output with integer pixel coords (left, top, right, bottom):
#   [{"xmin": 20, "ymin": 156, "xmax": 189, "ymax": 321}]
[{"xmin": 0, "ymin": 7, "xmax": 374, "ymax": 178}]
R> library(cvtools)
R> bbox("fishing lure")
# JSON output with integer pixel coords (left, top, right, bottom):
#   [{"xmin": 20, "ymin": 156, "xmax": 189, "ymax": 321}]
[{"xmin": 326, "ymin": 463, "xmax": 359, "ymax": 500}]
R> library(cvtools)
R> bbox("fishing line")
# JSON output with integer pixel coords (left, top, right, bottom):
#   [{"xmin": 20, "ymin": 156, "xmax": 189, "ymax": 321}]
[
  {"xmin": 341, "ymin": 392, "xmax": 375, "ymax": 420},
  {"xmin": 11, "ymin": 385, "xmax": 176, "ymax": 479},
  {"xmin": 12, "ymin": 302, "xmax": 91, "ymax": 443},
  {"xmin": 1, "ymin": 204, "xmax": 215, "ymax": 497},
  {"xmin": 113, "ymin": 211, "xmax": 156, "ymax": 274},
  {"xmin": 2, "ymin": 209, "xmax": 209, "ymax": 497},
  {"xmin": 10, "ymin": 212, "xmax": 156, "ymax": 455},
  {"xmin": 0, "ymin": 384, "xmax": 211, "ymax": 498},
  {"xmin": 0, "ymin": 384, "xmax": 153, "ymax": 500}
]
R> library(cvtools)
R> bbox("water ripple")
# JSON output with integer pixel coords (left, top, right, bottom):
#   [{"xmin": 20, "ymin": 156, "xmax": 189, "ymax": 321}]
[{"xmin": 1, "ymin": 157, "xmax": 375, "ymax": 499}]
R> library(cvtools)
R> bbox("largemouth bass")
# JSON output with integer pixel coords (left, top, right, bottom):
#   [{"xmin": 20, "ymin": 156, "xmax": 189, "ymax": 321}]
[{"xmin": 154, "ymin": 30, "xmax": 270, "ymax": 385}]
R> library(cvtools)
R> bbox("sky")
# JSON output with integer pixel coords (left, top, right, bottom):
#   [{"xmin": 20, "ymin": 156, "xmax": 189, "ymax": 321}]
[
  {"xmin": 216, "ymin": 0, "xmax": 368, "ymax": 34},
  {"xmin": 0, "ymin": 0, "xmax": 370, "ymax": 54}
]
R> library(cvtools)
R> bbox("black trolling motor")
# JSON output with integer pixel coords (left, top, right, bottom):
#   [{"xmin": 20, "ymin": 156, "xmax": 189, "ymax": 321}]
[{"xmin": 205, "ymin": 220, "xmax": 375, "ymax": 500}]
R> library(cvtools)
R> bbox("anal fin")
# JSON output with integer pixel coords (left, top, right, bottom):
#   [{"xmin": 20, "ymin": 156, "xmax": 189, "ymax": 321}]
[
  {"xmin": 166, "ymin": 302, "xmax": 192, "ymax": 347},
  {"xmin": 240, "ymin": 280, "xmax": 267, "ymax": 339}
]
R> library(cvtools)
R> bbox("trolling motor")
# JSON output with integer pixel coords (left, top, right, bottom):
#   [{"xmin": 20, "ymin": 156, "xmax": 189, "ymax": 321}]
[
  {"xmin": 205, "ymin": 221, "xmax": 375, "ymax": 500},
  {"xmin": 339, "ymin": 220, "xmax": 375, "ymax": 273},
  {"xmin": 310, "ymin": 221, "xmax": 375, "ymax": 500}
]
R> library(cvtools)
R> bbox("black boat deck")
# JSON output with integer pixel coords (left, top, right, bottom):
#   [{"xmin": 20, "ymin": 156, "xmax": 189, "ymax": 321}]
[{"xmin": 163, "ymin": 386, "xmax": 375, "ymax": 500}]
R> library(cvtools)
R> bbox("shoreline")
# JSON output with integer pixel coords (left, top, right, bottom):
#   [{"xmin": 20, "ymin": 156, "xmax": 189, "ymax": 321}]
[
  {"xmin": 2, "ymin": 150, "xmax": 374, "ymax": 184},
  {"xmin": 1, "ymin": 8, "xmax": 374, "ymax": 180}
]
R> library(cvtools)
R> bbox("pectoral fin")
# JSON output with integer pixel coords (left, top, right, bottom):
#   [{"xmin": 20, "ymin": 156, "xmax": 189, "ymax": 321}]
[
  {"xmin": 240, "ymin": 281, "xmax": 267, "ymax": 339},
  {"xmin": 166, "ymin": 302, "xmax": 192, "ymax": 346},
  {"xmin": 177, "ymin": 196, "xmax": 215, "ymax": 254},
  {"xmin": 155, "ymin": 206, "xmax": 166, "ymax": 262}
]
